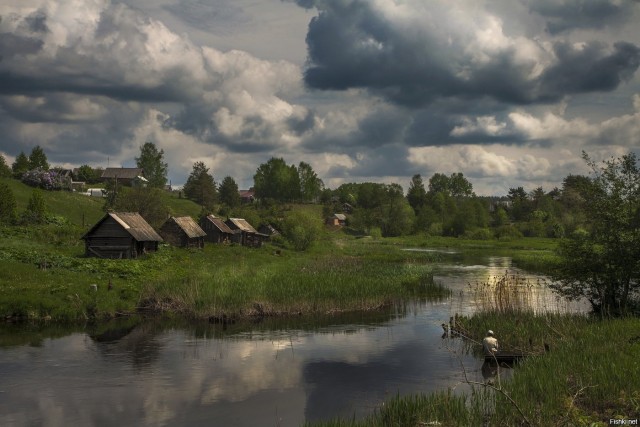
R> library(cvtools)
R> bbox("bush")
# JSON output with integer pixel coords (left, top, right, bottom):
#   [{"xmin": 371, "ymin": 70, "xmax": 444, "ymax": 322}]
[
  {"xmin": 0, "ymin": 183, "xmax": 17, "ymax": 224},
  {"xmin": 494, "ymin": 224, "xmax": 523, "ymax": 240},
  {"xmin": 281, "ymin": 211, "xmax": 322, "ymax": 251},
  {"xmin": 464, "ymin": 228, "xmax": 493, "ymax": 240},
  {"xmin": 21, "ymin": 168, "xmax": 70, "ymax": 191}
]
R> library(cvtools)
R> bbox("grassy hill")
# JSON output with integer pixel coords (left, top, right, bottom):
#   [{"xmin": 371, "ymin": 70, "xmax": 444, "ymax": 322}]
[{"xmin": 1, "ymin": 177, "xmax": 203, "ymax": 226}]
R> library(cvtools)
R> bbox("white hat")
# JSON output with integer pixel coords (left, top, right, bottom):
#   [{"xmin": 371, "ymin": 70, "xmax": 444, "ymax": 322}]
[{"xmin": 487, "ymin": 330, "xmax": 494, "ymax": 336}]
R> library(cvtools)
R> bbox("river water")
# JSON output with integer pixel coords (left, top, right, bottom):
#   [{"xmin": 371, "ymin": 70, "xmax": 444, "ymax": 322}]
[{"xmin": 0, "ymin": 251, "xmax": 585, "ymax": 427}]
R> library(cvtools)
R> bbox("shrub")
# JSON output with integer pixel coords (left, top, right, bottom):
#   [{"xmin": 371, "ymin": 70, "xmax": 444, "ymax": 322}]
[
  {"xmin": 21, "ymin": 168, "xmax": 70, "ymax": 191},
  {"xmin": 0, "ymin": 183, "xmax": 17, "ymax": 224},
  {"xmin": 281, "ymin": 211, "xmax": 322, "ymax": 251},
  {"xmin": 494, "ymin": 224, "xmax": 523, "ymax": 240},
  {"xmin": 464, "ymin": 228, "xmax": 493, "ymax": 240}
]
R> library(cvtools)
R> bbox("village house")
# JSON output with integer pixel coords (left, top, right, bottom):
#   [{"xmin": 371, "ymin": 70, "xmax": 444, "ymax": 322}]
[
  {"xmin": 200, "ymin": 214, "xmax": 236, "ymax": 244},
  {"xmin": 225, "ymin": 217, "xmax": 267, "ymax": 247},
  {"xmin": 326, "ymin": 213, "xmax": 347, "ymax": 226},
  {"xmin": 239, "ymin": 188, "xmax": 255, "ymax": 204},
  {"xmin": 101, "ymin": 167, "xmax": 146, "ymax": 187},
  {"xmin": 82, "ymin": 212, "xmax": 163, "ymax": 259},
  {"xmin": 159, "ymin": 216, "xmax": 206, "ymax": 248}
]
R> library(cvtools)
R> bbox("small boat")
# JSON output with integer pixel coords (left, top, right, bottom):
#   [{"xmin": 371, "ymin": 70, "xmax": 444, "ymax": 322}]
[{"xmin": 484, "ymin": 352, "xmax": 526, "ymax": 364}]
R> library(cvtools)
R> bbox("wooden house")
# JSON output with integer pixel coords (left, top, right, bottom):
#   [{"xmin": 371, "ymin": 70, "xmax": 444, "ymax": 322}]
[
  {"xmin": 101, "ymin": 168, "xmax": 145, "ymax": 187},
  {"xmin": 326, "ymin": 213, "xmax": 347, "ymax": 226},
  {"xmin": 159, "ymin": 216, "xmax": 206, "ymax": 248},
  {"xmin": 239, "ymin": 188, "xmax": 255, "ymax": 204},
  {"xmin": 200, "ymin": 214, "xmax": 236, "ymax": 244},
  {"xmin": 82, "ymin": 212, "xmax": 163, "ymax": 259},
  {"xmin": 225, "ymin": 218, "xmax": 267, "ymax": 247},
  {"xmin": 258, "ymin": 224, "xmax": 280, "ymax": 238}
]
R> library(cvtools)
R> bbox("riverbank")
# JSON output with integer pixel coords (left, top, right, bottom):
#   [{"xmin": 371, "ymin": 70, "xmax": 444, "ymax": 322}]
[
  {"xmin": 310, "ymin": 312, "xmax": 640, "ymax": 426},
  {"xmin": 0, "ymin": 226, "xmax": 450, "ymax": 321},
  {"xmin": 0, "ymin": 223, "xmax": 559, "ymax": 322}
]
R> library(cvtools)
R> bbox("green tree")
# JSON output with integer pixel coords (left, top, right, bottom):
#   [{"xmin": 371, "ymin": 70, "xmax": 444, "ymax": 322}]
[
  {"xmin": 12, "ymin": 152, "xmax": 30, "ymax": 178},
  {"xmin": 551, "ymin": 152, "xmax": 640, "ymax": 316},
  {"xmin": 76, "ymin": 165, "xmax": 103, "ymax": 184},
  {"xmin": 298, "ymin": 161, "xmax": 324, "ymax": 202},
  {"xmin": 0, "ymin": 183, "xmax": 17, "ymax": 224},
  {"xmin": 28, "ymin": 146, "xmax": 49, "ymax": 170},
  {"xmin": 0, "ymin": 154, "xmax": 12, "ymax": 178},
  {"xmin": 183, "ymin": 161, "xmax": 217, "ymax": 210},
  {"xmin": 507, "ymin": 186, "xmax": 531, "ymax": 221},
  {"xmin": 281, "ymin": 210, "xmax": 322, "ymax": 251},
  {"xmin": 219, "ymin": 176, "xmax": 241, "ymax": 208},
  {"xmin": 448, "ymin": 172, "xmax": 474, "ymax": 197},
  {"xmin": 22, "ymin": 189, "xmax": 47, "ymax": 223},
  {"xmin": 110, "ymin": 187, "xmax": 169, "ymax": 228},
  {"xmin": 135, "ymin": 142, "xmax": 168, "ymax": 188},
  {"xmin": 407, "ymin": 174, "xmax": 428, "ymax": 213},
  {"xmin": 253, "ymin": 157, "xmax": 301, "ymax": 202}
]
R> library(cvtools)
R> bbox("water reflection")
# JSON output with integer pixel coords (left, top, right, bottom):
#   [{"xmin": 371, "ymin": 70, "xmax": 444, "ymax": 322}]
[{"xmin": 0, "ymin": 253, "xmax": 585, "ymax": 426}]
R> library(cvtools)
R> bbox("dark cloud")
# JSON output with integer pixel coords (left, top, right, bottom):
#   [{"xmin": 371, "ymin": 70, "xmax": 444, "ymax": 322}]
[
  {"xmin": 529, "ymin": 0, "xmax": 638, "ymax": 34},
  {"xmin": 296, "ymin": 0, "xmax": 640, "ymax": 108},
  {"xmin": 538, "ymin": 41, "xmax": 640, "ymax": 96}
]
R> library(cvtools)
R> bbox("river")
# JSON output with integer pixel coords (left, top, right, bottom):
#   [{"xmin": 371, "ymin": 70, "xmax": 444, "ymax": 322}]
[{"xmin": 0, "ymin": 252, "xmax": 585, "ymax": 426}]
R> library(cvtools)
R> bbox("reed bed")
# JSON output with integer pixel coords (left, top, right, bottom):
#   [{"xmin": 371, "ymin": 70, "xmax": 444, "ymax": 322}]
[
  {"xmin": 467, "ymin": 270, "xmax": 577, "ymax": 315},
  {"xmin": 140, "ymin": 248, "xmax": 448, "ymax": 319}
]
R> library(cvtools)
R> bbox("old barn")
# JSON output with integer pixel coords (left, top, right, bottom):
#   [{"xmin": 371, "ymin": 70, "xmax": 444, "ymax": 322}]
[
  {"xmin": 225, "ymin": 218, "xmax": 268, "ymax": 247},
  {"xmin": 200, "ymin": 215, "xmax": 236, "ymax": 244},
  {"xmin": 159, "ymin": 216, "xmax": 206, "ymax": 248},
  {"xmin": 82, "ymin": 212, "xmax": 163, "ymax": 259}
]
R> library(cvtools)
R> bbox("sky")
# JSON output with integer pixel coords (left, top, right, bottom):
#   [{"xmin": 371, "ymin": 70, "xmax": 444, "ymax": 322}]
[{"xmin": 1, "ymin": 0, "xmax": 639, "ymax": 195}]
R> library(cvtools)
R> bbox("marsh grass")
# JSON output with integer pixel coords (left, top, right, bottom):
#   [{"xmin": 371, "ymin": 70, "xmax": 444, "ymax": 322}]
[
  {"xmin": 140, "ymin": 246, "xmax": 448, "ymax": 319},
  {"xmin": 467, "ymin": 270, "xmax": 574, "ymax": 315}
]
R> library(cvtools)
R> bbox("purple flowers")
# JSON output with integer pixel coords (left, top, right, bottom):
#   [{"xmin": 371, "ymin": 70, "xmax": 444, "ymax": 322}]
[{"xmin": 21, "ymin": 168, "xmax": 70, "ymax": 191}]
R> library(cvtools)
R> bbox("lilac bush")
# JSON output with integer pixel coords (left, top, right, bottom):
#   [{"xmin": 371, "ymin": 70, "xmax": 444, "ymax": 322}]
[{"xmin": 21, "ymin": 168, "xmax": 71, "ymax": 191}]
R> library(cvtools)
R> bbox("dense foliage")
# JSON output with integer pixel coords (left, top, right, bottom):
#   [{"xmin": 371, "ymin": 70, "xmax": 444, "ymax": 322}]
[
  {"xmin": 0, "ymin": 183, "xmax": 17, "ymax": 224},
  {"xmin": 21, "ymin": 168, "xmax": 70, "ymax": 190},
  {"xmin": 183, "ymin": 161, "xmax": 217, "ymax": 210},
  {"xmin": 0, "ymin": 154, "xmax": 12, "ymax": 178},
  {"xmin": 552, "ymin": 152, "xmax": 640, "ymax": 316},
  {"xmin": 135, "ymin": 142, "xmax": 168, "ymax": 188}
]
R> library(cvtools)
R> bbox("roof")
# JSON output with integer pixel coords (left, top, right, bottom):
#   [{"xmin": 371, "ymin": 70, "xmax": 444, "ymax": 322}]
[
  {"xmin": 227, "ymin": 218, "xmax": 257, "ymax": 233},
  {"xmin": 203, "ymin": 214, "xmax": 235, "ymax": 234},
  {"xmin": 83, "ymin": 212, "xmax": 163, "ymax": 242},
  {"xmin": 333, "ymin": 214, "xmax": 347, "ymax": 220},
  {"xmin": 168, "ymin": 216, "xmax": 206, "ymax": 238},
  {"xmin": 101, "ymin": 168, "xmax": 144, "ymax": 180}
]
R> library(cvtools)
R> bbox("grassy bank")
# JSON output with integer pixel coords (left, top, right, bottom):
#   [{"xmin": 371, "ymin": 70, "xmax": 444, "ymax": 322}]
[
  {"xmin": 0, "ymin": 227, "xmax": 452, "ymax": 321},
  {"xmin": 311, "ymin": 312, "xmax": 639, "ymax": 426}
]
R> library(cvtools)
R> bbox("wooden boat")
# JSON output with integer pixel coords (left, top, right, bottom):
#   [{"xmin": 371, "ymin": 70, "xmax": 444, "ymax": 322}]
[{"xmin": 484, "ymin": 351, "xmax": 526, "ymax": 364}]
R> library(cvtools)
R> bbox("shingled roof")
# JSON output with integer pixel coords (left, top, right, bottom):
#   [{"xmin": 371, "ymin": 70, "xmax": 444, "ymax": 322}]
[
  {"xmin": 83, "ymin": 212, "xmax": 163, "ymax": 242},
  {"xmin": 203, "ymin": 215, "xmax": 235, "ymax": 234},
  {"xmin": 101, "ymin": 168, "xmax": 144, "ymax": 180},
  {"xmin": 227, "ymin": 218, "xmax": 258, "ymax": 233},
  {"xmin": 169, "ymin": 216, "xmax": 207, "ymax": 238}
]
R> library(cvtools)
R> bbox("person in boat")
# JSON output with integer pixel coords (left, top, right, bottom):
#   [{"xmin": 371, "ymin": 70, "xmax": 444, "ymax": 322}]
[{"xmin": 482, "ymin": 330, "xmax": 499, "ymax": 356}]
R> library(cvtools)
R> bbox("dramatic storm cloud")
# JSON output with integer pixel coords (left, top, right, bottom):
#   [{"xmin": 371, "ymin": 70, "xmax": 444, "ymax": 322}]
[
  {"xmin": 297, "ymin": 0, "xmax": 640, "ymax": 106},
  {"xmin": 0, "ymin": 0, "xmax": 639, "ymax": 194}
]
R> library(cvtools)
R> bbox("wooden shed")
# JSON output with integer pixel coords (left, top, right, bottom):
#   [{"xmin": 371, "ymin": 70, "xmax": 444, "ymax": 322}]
[
  {"xmin": 326, "ymin": 213, "xmax": 347, "ymax": 226},
  {"xmin": 82, "ymin": 212, "xmax": 163, "ymax": 259},
  {"xmin": 200, "ymin": 214, "xmax": 236, "ymax": 244},
  {"xmin": 159, "ymin": 216, "xmax": 206, "ymax": 248},
  {"xmin": 225, "ymin": 218, "xmax": 267, "ymax": 247}
]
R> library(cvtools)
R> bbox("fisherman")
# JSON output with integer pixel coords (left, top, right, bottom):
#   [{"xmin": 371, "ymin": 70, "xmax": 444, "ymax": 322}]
[{"xmin": 482, "ymin": 330, "xmax": 499, "ymax": 356}]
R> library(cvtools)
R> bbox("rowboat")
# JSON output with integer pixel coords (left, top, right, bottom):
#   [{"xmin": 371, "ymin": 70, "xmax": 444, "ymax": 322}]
[{"xmin": 483, "ymin": 352, "xmax": 526, "ymax": 364}]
